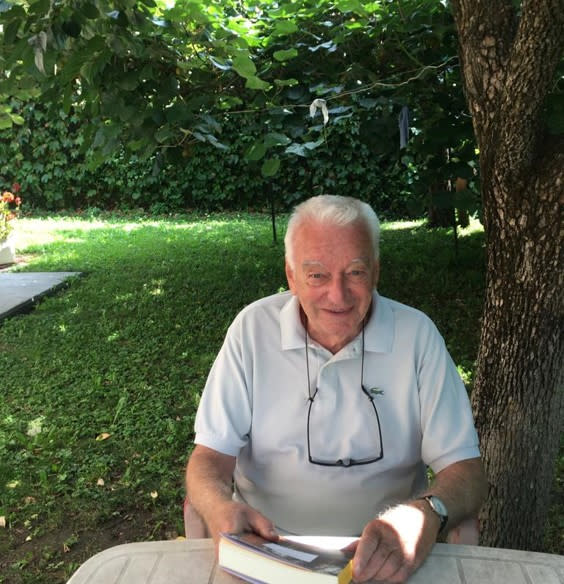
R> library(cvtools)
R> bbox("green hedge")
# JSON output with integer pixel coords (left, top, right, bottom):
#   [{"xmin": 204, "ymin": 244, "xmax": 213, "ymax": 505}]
[{"xmin": 0, "ymin": 101, "xmax": 419, "ymax": 218}]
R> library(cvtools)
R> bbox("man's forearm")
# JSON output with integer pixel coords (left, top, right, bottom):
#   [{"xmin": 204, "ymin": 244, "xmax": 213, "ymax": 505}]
[
  {"xmin": 421, "ymin": 457, "xmax": 487, "ymax": 531},
  {"xmin": 185, "ymin": 444, "xmax": 236, "ymax": 525},
  {"xmin": 186, "ymin": 444, "xmax": 278, "ymax": 543}
]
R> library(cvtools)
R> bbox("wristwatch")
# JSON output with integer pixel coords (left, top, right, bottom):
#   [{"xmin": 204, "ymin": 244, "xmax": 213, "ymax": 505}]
[{"xmin": 418, "ymin": 495, "xmax": 448, "ymax": 534}]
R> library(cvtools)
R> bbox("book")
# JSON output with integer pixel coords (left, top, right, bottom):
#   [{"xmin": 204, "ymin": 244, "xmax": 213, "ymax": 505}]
[{"xmin": 218, "ymin": 532, "xmax": 354, "ymax": 584}]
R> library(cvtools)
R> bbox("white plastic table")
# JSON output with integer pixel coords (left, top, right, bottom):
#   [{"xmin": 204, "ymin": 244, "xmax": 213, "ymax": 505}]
[{"xmin": 66, "ymin": 538, "xmax": 564, "ymax": 584}]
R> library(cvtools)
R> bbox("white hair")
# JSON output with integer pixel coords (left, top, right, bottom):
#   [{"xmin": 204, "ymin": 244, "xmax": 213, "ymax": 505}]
[{"xmin": 284, "ymin": 195, "xmax": 380, "ymax": 269}]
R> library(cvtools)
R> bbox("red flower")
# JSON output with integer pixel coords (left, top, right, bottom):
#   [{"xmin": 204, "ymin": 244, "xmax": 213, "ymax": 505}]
[{"xmin": 12, "ymin": 182, "xmax": 21, "ymax": 193}]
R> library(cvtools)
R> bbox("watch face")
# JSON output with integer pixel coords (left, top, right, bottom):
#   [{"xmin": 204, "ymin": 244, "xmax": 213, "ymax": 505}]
[{"xmin": 429, "ymin": 496, "xmax": 448, "ymax": 517}]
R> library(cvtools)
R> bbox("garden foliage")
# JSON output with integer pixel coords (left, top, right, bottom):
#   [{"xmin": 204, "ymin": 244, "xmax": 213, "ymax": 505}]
[
  {"xmin": 0, "ymin": 102, "xmax": 414, "ymax": 216},
  {"xmin": 0, "ymin": 0, "xmax": 485, "ymax": 219}
]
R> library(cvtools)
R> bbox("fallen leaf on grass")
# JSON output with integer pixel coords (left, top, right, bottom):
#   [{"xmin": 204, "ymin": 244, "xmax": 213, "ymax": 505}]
[
  {"xmin": 0, "ymin": 516, "xmax": 6, "ymax": 528},
  {"xmin": 63, "ymin": 543, "xmax": 70, "ymax": 553},
  {"xmin": 96, "ymin": 432, "xmax": 111, "ymax": 441},
  {"xmin": 97, "ymin": 478, "xmax": 105, "ymax": 486},
  {"xmin": 150, "ymin": 491, "xmax": 158, "ymax": 499}
]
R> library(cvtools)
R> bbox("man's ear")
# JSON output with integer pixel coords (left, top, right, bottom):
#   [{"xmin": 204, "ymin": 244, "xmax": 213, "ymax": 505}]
[{"xmin": 285, "ymin": 261, "xmax": 296, "ymax": 294}]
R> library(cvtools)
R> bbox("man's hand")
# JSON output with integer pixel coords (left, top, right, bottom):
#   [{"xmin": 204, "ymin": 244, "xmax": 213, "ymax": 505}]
[
  {"xmin": 207, "ymin": 500, "xmax": 279, "ymax": 546},
  {"xmin": 345, "ymin": 503, "xmax": 439, "ymax": 583},
  {"xmin": 186, "ymin": 445, "xmax": 279, "ymax": 551}
]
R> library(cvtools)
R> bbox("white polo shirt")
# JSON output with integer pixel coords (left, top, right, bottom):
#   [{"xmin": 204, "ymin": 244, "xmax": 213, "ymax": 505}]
[{"xmin": 194, "ymin": 291, "xmax": 480, "ymax": 535}]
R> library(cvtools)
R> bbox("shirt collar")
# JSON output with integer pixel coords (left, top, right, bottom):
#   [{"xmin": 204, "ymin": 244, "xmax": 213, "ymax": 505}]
[
  {"xmin": 364, "ymin": 293, "xmax": 395, "ymax": 353},
  {"xmin": 280, "ymin": 292, "xmax": 394, "ymax": 353},
  {"xmin": 280, "ymin": 294, "xmax": 305, "ymax": 350}
]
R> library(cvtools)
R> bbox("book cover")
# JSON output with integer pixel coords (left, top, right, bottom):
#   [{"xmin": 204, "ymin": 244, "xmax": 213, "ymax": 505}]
[{"xmin": 218, "ymin": 532, "xmax": 354, "ymax": 584}]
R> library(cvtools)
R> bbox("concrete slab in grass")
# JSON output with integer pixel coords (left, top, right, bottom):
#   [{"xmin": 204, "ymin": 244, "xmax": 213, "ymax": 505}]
[{"xmin": 0, "ymin": 272, "xmax": 82, "ymax": 321}]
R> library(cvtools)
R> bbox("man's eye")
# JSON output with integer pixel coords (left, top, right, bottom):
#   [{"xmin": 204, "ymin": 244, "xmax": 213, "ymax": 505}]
[
  {"xmin": 307, "ymin": 273, "xmax": 328, "ymax": 284},
  {"xmin": 347, "ymin": 269, "xmax": 368, "ymax": 280}
]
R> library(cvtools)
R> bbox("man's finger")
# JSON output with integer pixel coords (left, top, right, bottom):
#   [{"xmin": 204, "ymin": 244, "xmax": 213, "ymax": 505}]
[
  {"xmin": 352, "ymin": 530, "xmax": 383, "ymax": 579},
  {"xmin": 247, "ymin": 510, "xmax": 279, "ymax": 541},
  {"xmin": 368, "ymin": 548, "xmax": 405, "ymax": 582}
]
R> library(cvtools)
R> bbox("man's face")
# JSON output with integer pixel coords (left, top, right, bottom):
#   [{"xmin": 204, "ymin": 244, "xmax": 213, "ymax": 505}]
[{"xmin": 285, "ymin": 219, "xmax": 379, "ymax": 353}]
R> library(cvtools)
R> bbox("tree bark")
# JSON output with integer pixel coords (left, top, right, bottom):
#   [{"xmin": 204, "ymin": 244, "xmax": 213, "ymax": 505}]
[{"xmin": 450, "ymin": 0, "xmax": 564, "ymax": 549}]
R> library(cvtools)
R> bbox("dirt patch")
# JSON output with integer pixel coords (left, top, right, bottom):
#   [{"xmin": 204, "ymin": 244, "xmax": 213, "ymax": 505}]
[
  {"xmin": 0, "ymin": 253, "xmax": 36, "ymax": 271},
  {"xmin": 0, "ymin": 510, "xmax": 182, "ymax": 584}
]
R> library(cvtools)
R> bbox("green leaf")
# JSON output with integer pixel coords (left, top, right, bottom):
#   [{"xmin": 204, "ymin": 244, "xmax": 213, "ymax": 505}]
[
  {"xmin": 357, "ymin": 98, "xmax": 380, "ymax": 109},
  {"xmin": 1, "ymin": 3, "xmax": 25, "ymax": 20},
  {"xmin": 82, "ymin": 3, "xmax": 99, "ymax": 19},
  {"xmin": 335, "ymin": 0, "xmax": 369, "ymax": 16},
  {"xmin": 273, "ymin": 21, "xmax": 298, "ymax": 36},
  {"xmin": 3, "ymin": 19, "xmax": 21, "ymax": 44},
  {"xmin": 285, "ymin": 143, "xmax": 307, "ymax": 157},
  {"xmin": 117, "ymin": 73, "xmax": 139, "ymax": 91},
  {"xmin": 244, "ymin": 141, "xmax": 267, "ymax": 161},
  {"xmin": 9, "ymin": 114, "xmax": 25, "ymax": 125},
  {"xmin": 62, "ymin": 20, "xmax": 82, "ymax": 38},
  {"xmin": 303, "ymin": 139, "xmax": 324, "ymax": 150},
  {"xmin": 245, "ymin": 76, "xmax": 270, "ymax": 90},
  {"xmin": 191, "ymin": 131, "xmax": 207, "ymax": 143},
  {"xmin": 261, "ymin": 157, "xmax": 280, "ymax": 177},
  {"xmin": 155, "ymin": 124, "xmax": 173, "ymax": 143},
  {"xmin": 28, "ymin": 0, "xmax": 50, "ymax": 16},
  {"xmin": 80, "ymin": 62, "xmax": 98, "ymax": 85},
  {"xmin": 309, "ymin": 40, "xmax": 337, "ymax": 53},
  {"xmin": 204, "ymin": 133, "xmax": 229, "ymax": 151},
  {"xmin": 274, "ymin": 78, "xmax": 299, "ymax": 87},
  {"xmin": 62, "ymin": 89, "xmax": 72, "ymax": 114},
  {"xmin": 232, "ymin": 54, "xmax": 256, "ymax": 78},
  {"xmin": 120, "ymin": 105, "xmax": 141, "ymax": 123},
  {"xmin": 126, "ymin": 139, "xmax": 146, "ymax": 152},
  {"xmin": 264, "ymin": 132, "xmax": 291, "ymax": 148},
  {"xmin": 273, "ymin": 48, "xmax": 298, "ymax": 62},
  {"xmin": 285, "ymin": 139, "xmax": 324, "ymax": 157},
  {"xmin": 192, "ymin": 131, "xmax": 229, "ymax": 150},
  {"xmin": 199, "ymin": 114, "xmax": 222, "ymax": 134},
  {"xmin": 0, "ymin": 114, "xmax": 12, "ymax": 130},
  {"xmin": 209, "ymin": 56, "xmax": 232, "ymax": 71}
]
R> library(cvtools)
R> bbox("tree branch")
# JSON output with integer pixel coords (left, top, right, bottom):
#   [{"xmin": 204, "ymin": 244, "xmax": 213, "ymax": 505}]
[{"xmin": 496, "ymin": 0, "xmax": 564, "ymax": 180}]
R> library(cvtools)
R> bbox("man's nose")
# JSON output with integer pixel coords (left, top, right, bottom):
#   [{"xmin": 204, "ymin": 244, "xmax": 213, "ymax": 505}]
[{"xmin": 327, "ymin": 274, "xmax": 349, "ymax": 305}]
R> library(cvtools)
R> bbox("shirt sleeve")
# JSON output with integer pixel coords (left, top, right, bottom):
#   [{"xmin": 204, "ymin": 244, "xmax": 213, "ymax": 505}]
[
  {"xmin": 416, "ymin": 318, "xmax": 481, "ymax": 472},
  {"xmin": 194, "ymin": 313, "xmax": 252, "ymax": 457}
]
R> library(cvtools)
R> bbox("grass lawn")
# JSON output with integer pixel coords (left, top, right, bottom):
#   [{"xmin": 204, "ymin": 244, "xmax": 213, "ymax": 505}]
[{"xmin": 0, "ymin": 213, "xmax": 561, "ymax": 583}]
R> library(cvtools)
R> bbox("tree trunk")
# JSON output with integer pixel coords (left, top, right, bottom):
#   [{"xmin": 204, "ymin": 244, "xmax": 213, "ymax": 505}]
[{"xmin": 450, "ymin": 0, "xmax": 564, "ymax": 550}]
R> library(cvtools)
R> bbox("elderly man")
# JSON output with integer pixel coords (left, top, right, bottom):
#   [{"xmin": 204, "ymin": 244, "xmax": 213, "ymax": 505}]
[{"xmin": 186, "ymin": 195, "xmax": 487, "ymax": 583}]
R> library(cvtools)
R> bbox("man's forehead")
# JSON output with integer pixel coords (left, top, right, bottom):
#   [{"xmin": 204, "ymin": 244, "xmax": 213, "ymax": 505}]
[{"xmin": 301, "ymin": 257, "xmax": 371, "ymax": 268}]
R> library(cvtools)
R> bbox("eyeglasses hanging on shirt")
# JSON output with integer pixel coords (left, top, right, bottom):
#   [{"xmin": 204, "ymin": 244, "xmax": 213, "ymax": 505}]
[{"xmin": 305, "ymin": 324, "xmax": 384, "ymax": 467}]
